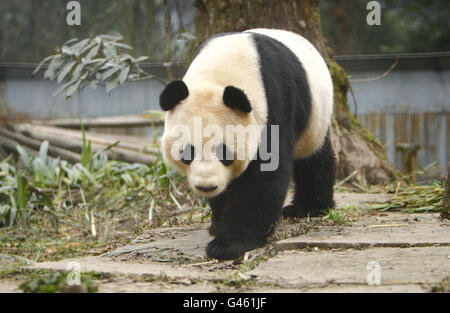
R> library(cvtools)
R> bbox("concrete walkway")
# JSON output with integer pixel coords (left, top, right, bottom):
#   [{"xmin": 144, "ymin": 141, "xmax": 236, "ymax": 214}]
[{"xmin": 1, "ymin": 193, "xmax": 449, "ymax": 292}]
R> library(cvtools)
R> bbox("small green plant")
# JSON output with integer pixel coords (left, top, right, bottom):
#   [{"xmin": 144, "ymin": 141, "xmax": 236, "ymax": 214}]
[
  {"xmin": 0, "ymin": 255, "xmax": 30, "ymax": 279},
  {"xmin": 218, "ymin": 272, "xmax": 257, "ymax": 289},
  {"xmin": 322, "ymin": 208, "xmax": 350, "ymax": 225},
  {"xmin": 430, "ymin": 277, "xmax": 450, "ymax": 293},
  {"xmin": 19, "ymin": 271, "xmax": 98, "ymax": 293},
  {"xmin": 322, "ymin": 204, "xmax": 365, "ymax": 225}
]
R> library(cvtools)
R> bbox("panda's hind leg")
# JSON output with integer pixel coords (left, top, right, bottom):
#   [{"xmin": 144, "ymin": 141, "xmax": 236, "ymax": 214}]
[{"xmin": 283, "ymin": 131, "xmax": 336, "ymax": 218}]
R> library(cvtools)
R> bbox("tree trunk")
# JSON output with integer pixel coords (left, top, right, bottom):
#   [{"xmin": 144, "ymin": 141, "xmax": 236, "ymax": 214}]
[{"xmin": 191, "ymin": 0, "xmax": 398, "ymax": 186}]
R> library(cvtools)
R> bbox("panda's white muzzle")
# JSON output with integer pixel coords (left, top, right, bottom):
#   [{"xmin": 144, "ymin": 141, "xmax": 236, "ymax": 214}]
[{"xmin": 188, "ymin": 160, "xmax": 229, "ymax": 197}]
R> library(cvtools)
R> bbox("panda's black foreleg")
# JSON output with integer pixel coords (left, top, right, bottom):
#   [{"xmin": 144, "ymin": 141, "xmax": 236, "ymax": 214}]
[
  {"xmin": 283, "ymin": 131, "xmax": 336, "ymax": 218},
  {"xmin": 206, "ymin": 173, "xmax": 290, "ymax": 260},
  {"xmin": 208, "ymin": 193, "xmax": 227, "ymax": 236}
]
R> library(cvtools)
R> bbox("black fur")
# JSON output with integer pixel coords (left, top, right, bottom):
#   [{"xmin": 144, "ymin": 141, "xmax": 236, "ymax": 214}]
[
  {"xmin": 205, "ymin": 32, "xmax": 330, "ymax": 260},
  {"xmin": 159, "ymin": 80, "xmax": 189, "ymax": 111},
  {"xmin": 282, "ymin": 130, "xmax": 336, "ymax": 218},
  {"xmin": 223, "ymin": 86, "xmax": 252, "ymax": 113},
  {"xmin": 207, "ymin": 153, "xmax": 291, "ymax": 259}
]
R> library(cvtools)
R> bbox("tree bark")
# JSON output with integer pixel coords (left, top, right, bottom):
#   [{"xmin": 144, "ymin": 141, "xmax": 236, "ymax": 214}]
[{"xmin": 191, "ymin": 0, "xmax": 398, "ymax": 186}]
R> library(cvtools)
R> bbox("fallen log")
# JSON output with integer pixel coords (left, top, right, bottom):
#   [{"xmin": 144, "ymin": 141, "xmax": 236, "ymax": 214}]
[
  {"xmin": 0, "ymin": 127, "xmax": 80, "ymax": 163},
  {"xmin": 31, "ymin": 114, "xmax": 164, "ymax": 129},
  {"xmin": 0, "ymin": 135, "xmax": 38, "ymax": 156},
  {"xmin": 12, "ymin": 123, "xmax": 160, "ymax": 155},
  {"xmin": 0, "ymin": 131, "xmax": 43, "ymax": 159},
  {"xmin": 0, "ymin": 145, "xmax": 9, "ymax": 159},
  {"xmin": 9, "ymin": 124, "xmax": 157, "ymax": 165}
]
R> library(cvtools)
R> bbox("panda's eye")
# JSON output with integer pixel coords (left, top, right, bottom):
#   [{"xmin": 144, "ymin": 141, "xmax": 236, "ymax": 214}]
[
  {"xmin": 180, "ymin": 144, "xmax": 195, "ymax": 165},
  {"xmin": 216, "ymin": 144, "xmax": 234, "ymax": 166}
]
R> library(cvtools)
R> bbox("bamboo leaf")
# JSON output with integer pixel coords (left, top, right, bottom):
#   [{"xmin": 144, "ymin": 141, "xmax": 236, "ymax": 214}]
[
  {"xmin": 16, "ymin": 173, "xmax": 29, "ymax": 210},
  {"xmin": 44, "ymin": 57, "xmax": 62, "ymax": 80},
  {"xmin": 70, "ymin": 38, "xmax": 90, "ymax": 54},
  {"xmin": 75, "ymin": 164, "xmax": 96, "ymax": 185},
  {"xmin": 111, "ymin": 42, "xmax": 133, "ymax": 50},
  {"xmin": 53, "ymin": 79, "xmax": 76, "ymax": 97},
  {"xmin": 135, "ymin": 56, "xmax": 149, "ymax": 63},
  {"xmin": 106, "ymin": 75, "xmax": 120, "ymax": 93},
  {"xmin": 57, "ymin": 61, "xmax": 76, "ymax": 84},
  {"xmin": 32, "ymin": 55, "xmax": 54, "ymax": 77},
  {"xmin": 39, "ymin": 141, "xmax": 49, "ymax": 164},
  {"xmin": 118, "ymin": 65, "xmax": 130, "ymax": 85},
  {"xmin": 16, "ymin": 145, "xmax": 30, "ymax": 167},
  {"xmin": 63, "ymin": 38, "xmax": 79, "ymax": 46},
  {"xmin": 101, "ymin": 65, "xmax": 121, "ymax": 81},
  {"xmin": 71, "ymin": 63, "xmax": 85, "ymax": 81},
  {"xmin": 80, "ymin": 42, "xmax": 97, "ymax": 56},
  {"xmin": 100, "ymin": 32, "xmax": 123, "ymax": 41},
  {"xmin": 85, "ymin": 43, "xmax": 100, "ymax": 60}
]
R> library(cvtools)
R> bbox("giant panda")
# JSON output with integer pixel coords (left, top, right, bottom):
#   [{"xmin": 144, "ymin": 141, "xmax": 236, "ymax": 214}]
[{"xmin": 159, "ymin": 28, "xmax": 336, "ymax": 260}]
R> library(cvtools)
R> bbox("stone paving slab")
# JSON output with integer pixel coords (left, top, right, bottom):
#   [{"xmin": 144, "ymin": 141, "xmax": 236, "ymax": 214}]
[
  {"xmin": 0, "ymin": 280, "xmax": 21, "ymax": 293},
  {"xmin": 334, "ymin": 192, "xmax": 392, "ymax": 208},
  {"xmin": 277, "ymin": 213, "xmax": 450, "ymax": 250},
  {"xmin": 27, "ymin": 256, "xmax": 231, "ymax": 281},
  {"xmin": 97, "ymin": 279, "xmax": 218, "ymax": 293},
  {"xmin": 300, "ymin": 284, "xmax": 428, "ymax": 293},
  {"xmin": 106, "ymin": 225, "xmax": 210, "ymax": 262},
  {"xmin": 249, "ymin": 284, "xmax": 428, "ymax": 293},
  {"xmin": 248, "ymin": 246, "xmax": 450, "ymax": 287}
]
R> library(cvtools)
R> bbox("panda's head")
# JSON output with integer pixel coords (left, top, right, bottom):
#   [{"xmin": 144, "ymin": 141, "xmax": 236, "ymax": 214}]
[{"xmin": 159, "ymin": 80, "xmax": 259, "ymax": 197}]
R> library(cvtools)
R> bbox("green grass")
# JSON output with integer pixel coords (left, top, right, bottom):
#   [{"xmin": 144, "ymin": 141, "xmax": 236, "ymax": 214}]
[
  {"xmin": 322, "ymin": 208, "xmax": 349, "ymax": 225},
  {"xmin": 430, "ymin": 277, "xmax": 450, "ymax": 293},
  {"xmin": 322, "ymin": 204, "xmax": 363, "ymax": 225},
  {"xmin": 19, "ymin": 270, "xmax": 98, "ymax": 293}
]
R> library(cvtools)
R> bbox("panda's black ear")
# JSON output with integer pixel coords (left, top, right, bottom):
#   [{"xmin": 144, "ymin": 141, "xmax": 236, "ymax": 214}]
[
  {"xmin": 159, "ymin": 80, "xmax": 189, "ymax": 111},
  {"xmin": 223, "ymin": 86, "xmax": 252, "ymax": 113}
]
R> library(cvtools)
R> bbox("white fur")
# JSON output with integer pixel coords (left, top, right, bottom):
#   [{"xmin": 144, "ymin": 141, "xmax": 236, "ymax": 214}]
[
  {"xmin": 184, "ymin": 33, "xmax": 268, "ymax": 131},
  {"xmin": 246, "ymin": 29, "xmax": 333, "ymax": 158}
]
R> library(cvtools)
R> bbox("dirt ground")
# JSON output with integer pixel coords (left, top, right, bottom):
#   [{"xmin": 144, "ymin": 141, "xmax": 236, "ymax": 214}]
[{"xmin": 1, "ymin": 192, "xmax": 449, "ymax": 293}]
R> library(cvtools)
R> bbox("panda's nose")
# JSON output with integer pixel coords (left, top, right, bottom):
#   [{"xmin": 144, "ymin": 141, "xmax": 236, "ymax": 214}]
[{"xmin": 195, "ymin": 185, "xmax": 217, "ymax": 192}]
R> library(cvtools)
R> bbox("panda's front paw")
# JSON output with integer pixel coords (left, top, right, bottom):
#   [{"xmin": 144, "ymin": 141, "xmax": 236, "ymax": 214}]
[
  {"xmin": 282, "ymin": 204, "xmax": 302, "ymax": 218},
  {"xmin": 206, "ymin": 238, "xmax": 263, "ymax": 261},
  {"xmin": 282, "ymin": 204, "xmax": 326, "ymax": 218}
]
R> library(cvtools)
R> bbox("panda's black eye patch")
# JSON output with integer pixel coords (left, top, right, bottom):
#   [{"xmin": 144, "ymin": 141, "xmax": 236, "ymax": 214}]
[
  {"xmin": 216, "ymin": 144, "xmax": 234, "ymax": 166},
  {"xmin": 180, "ymin": 144, "xmax": 195, "ymax": 165}
]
